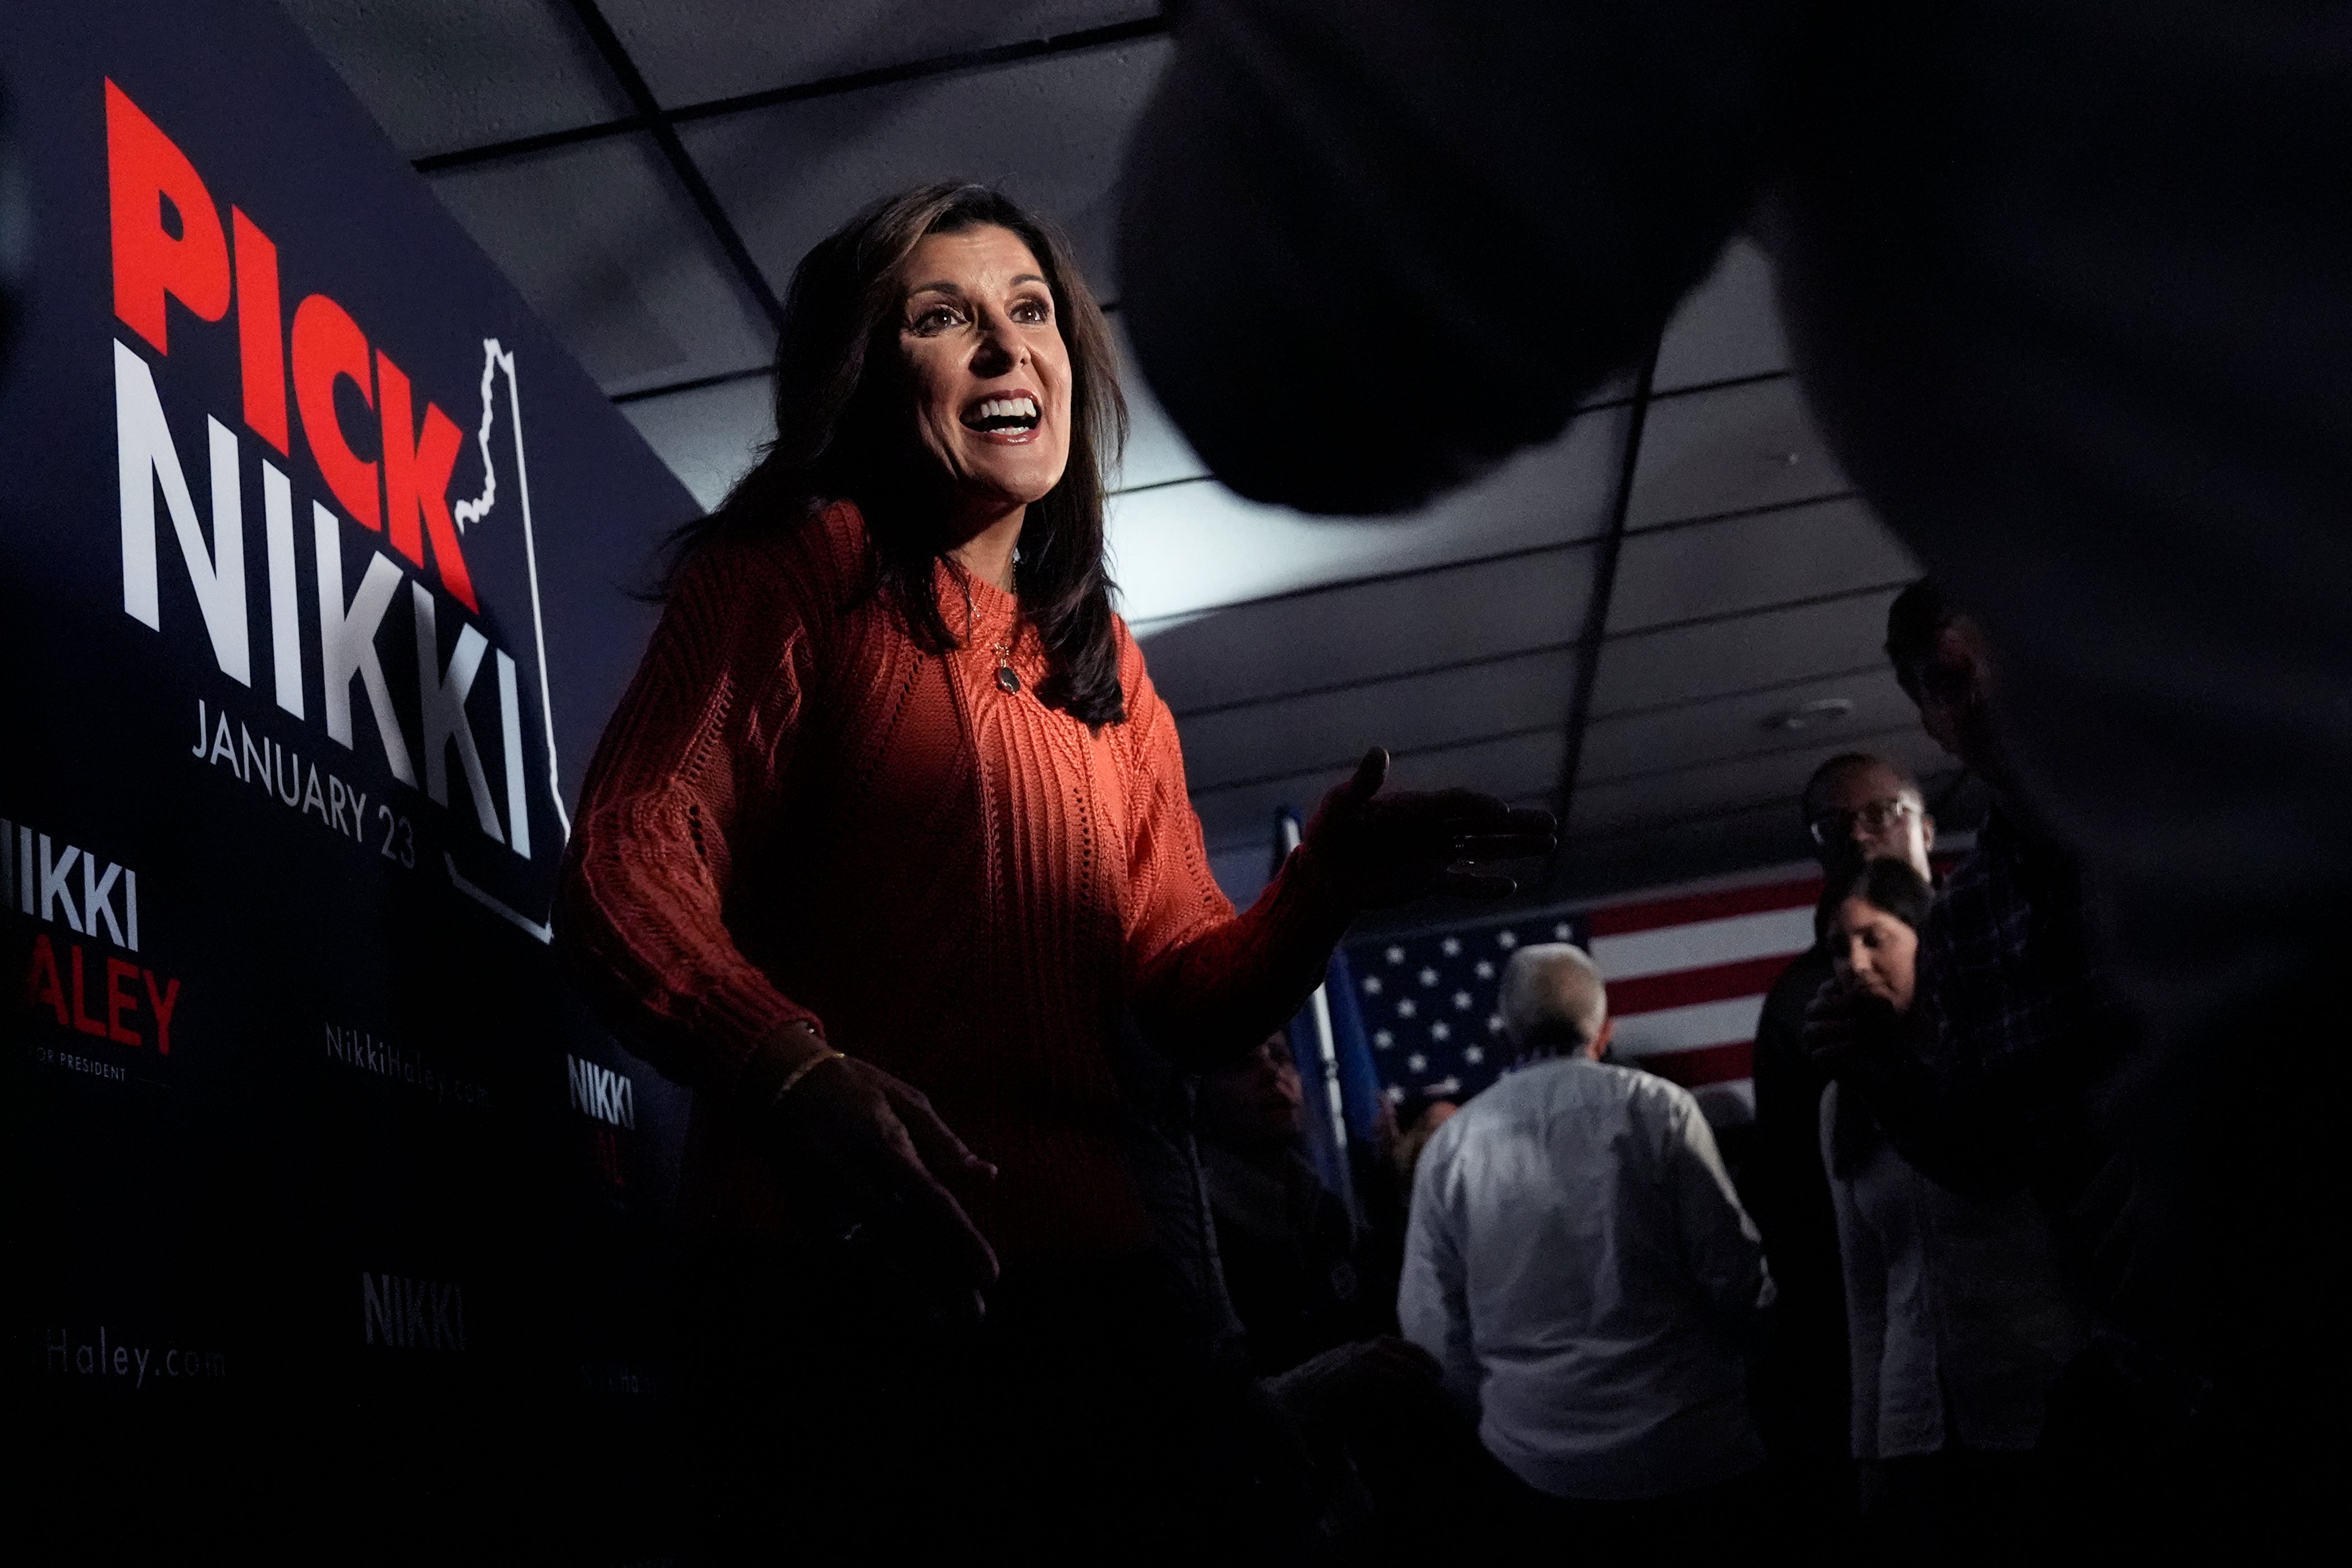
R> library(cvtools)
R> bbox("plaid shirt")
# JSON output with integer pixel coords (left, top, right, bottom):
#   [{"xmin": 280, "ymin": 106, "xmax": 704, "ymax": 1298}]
[{"xmin": 1867, "ymin": 807, "xmax": 2129, "ymax": 1205}]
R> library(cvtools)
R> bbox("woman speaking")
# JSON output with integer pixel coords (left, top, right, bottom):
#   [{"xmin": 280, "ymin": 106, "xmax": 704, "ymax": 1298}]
[{"xmin": 557, "ymin": 184, "xmax": 1550, "ymax": 1555}]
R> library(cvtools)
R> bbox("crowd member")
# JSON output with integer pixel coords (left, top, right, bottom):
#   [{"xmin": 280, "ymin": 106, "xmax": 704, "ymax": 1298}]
[
  {"xmin": 1196, "ymin": 1032, "xmax": 1489, "ymax": 1558},
  {"xmin": 1345, "ymin": 1090, "xmax": 1411, "ymax": 1313},
  {"xmin": 1117, "ymin": 11, "xmax": 2346, "ymax": 1540},
  {"xmin": 555, "ymin": 182, "xmax": 1554, "ymax": 1558},
  {"xmin": 1809, "ymin": 584, "xmax": 2139, "ymax": 1539},
  {"xmin": 1390, "ymin": 1097, "xmax": 1457, "ymax": 1196},
  {"xmin": 1808, "ymin": 588, "xmax": 2127, "ymax": 1221},
  {"xmin": 1748, "ymin": 753, "xmax": 1936, "ymax": 1538},
  {"xmin": 1198, "ymin": 1031, "xmax": 1393, "ymax": 1372},
  {"xmin": 1400, "ymin": 944, "xmax": 1774, "ymax": 1555},
  {"xmin": 1820, "ymin": 859, "xmax": 2089, "ymax": 1561}
]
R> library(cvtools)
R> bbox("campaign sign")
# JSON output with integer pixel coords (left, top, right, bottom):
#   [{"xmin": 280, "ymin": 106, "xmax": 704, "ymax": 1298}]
[{"xmin": 2, "ymin": 2, "xmax": 703, "ymax": 1552}]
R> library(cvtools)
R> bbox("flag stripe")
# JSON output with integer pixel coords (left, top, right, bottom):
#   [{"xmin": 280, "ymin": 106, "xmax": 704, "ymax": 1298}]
[
  {"xmin": 1585, "ymin": 876, "xmax": 1822, "ymax": 938},
  {"xmin": 1591, "ymin": 906, "xmax": 1815, "ymax": 983},
  {"xmin": 1606, "ymin": 953, "xmax": 1801, "ymax": 1018},
  {"xmin": 1638, "ymin": 1042, "xmax": 1755, "ymax": 1089},
  {"xmin": 1610, "ymin": 995, "xmax": 1766, "ymax": 1057}
]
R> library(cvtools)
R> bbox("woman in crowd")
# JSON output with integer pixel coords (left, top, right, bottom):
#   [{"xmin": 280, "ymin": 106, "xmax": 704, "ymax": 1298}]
[
  {"xmin": 1392, "ymin": 1097, "xmax": 1458, "ymax": 1193},
  {"xmin": 555, "ymin": 182, "xmax": 1551, "ymax": 1558},
  {"xmin": 1818, "ymin": 859, "xmax": 2089, "ymax": 1562}
]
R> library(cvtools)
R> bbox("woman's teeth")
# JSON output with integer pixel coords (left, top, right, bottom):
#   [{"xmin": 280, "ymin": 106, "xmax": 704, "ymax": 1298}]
[{"xmin": 967, "ymin": 396, "xmax": 1040, "ymax": 431}]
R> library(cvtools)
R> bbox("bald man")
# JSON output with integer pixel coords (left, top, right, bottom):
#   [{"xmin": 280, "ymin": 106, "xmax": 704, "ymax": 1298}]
[{"xmin": 1399, "ymin": 945, "xmax": 1775, "ymax": 1553}]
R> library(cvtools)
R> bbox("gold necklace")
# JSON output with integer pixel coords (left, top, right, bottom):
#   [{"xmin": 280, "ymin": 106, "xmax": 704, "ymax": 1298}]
[{"xmin": 960, "ymin": 575, "xmax": 1021, "ymax": 695}]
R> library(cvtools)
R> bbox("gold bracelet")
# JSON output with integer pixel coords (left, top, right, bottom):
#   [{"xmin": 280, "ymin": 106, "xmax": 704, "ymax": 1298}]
[{"xmin": 771, "ymin": 1047, "xmax": 847, "ymax": 1107}]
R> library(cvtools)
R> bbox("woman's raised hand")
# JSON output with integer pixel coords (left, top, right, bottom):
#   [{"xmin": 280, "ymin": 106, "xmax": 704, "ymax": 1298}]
[
  {"xmin": 1302, "ymin": 748, "xmax": 1556, "ymax": 908},
  {"xmin": 766, "ymin": 1038, "xmax": 1000, "ymax": 1321}
]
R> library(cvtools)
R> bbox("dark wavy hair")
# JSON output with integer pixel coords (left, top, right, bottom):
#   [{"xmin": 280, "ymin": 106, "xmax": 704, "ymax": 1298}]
[
  {"xmin": 662, "ymin": 184, "xmax": 1129, "ymax": 726},
  {"xmin": 1823, "ymin": 854, "xmax": 1934, "ymax": 1176},
  {"xmin": 1821, "ymin": 856, "xmax": 1935, "ymax": 942}
]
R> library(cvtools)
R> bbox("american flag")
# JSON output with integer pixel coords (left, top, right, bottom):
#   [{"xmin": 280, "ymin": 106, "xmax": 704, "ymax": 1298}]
[{"xmin": 1344, "ymin": 871, "xmax": 1825, "ymax": 1124}]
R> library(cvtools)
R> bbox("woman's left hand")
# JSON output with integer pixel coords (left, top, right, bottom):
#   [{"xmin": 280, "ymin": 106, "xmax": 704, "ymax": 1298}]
[{"xmin": 1301, "ymin": 748, "xmax": 1556, "ymax": 908}]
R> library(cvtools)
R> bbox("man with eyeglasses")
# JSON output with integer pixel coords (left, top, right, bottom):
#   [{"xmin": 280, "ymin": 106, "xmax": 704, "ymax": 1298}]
[
  {"xmin": 1810, "ymin": 583, "xmax": 2148, "ymax": 1548},
  {"xmin": 1748, "ymin": 752, "xmax": 1934, "ymax": 1547},
  {"xmin": 1812, "ymin": 584, "xmax": 2129, "ymax": 1207}
]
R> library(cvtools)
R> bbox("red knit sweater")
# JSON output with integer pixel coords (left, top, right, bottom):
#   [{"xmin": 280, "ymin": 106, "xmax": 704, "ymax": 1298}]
[{"xmin": 558, "ymin": 502, "xmax": 1354, "ymax": 1262}]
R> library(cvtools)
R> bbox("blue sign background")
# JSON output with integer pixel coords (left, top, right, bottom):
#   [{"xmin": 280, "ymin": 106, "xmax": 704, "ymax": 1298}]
[{"xmin": 3, "ymin": 3, "xmax": 705, "ymax": 1553}]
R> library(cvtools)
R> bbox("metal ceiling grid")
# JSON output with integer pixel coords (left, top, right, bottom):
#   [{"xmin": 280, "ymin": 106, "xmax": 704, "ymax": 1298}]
[
  {"xmin": 1607, "ymin": 498, "xmax": 1918, "ymax": 635},
  {"xmin": 677, "ymin": 38, "xmax": 1170, "ymax": 300},
  {"xmin": 596, "ymin": 1, "xmax": 1162, "ymax": 109},
  {"xmin": 277, "ymin": 0, "xmax": 625, "ymax": 159},
  {"xmin": 1194, "ymin": 727, "xmax": 1570, "ymax": 856},
  {"xmin": 1577, "ymin": 668, "xmax": 1920, "ymax": 784},
  {"xmin": 1106, "ymin": 402, "xmax": 1629, "ymax": 624},
  {"xmin": 1589, "ymin": 588, "xmax": 1913, "ymax": 719},
  {"xmin": 617, "ymin": 372, "xmax": 775, "ymax": 508},
  {"xmin": 1137, "ymin": 547, "xmax": 1600, "ymax": 715},
  {"xmin": 1571, "ymin": 726, "xmax": 1952, "ymax": 838},
  {"xmin": 1650, "ymin": 238, "xmax": 1787, "ymax": 392},
  {"xmin": 1626, "ymin": 377, "xmax": 1851, "ymax": 530},
  {"xmin": 1176, "ymin": 647, "xmax": 1581, "ymax": 794},
  {"xmin": 1109, "ymin": 321, "xmax": 1208, "ymax": 493},
  {"xmin": 425, "ymin": 132, "xmax": 774, "ymax": 394}
]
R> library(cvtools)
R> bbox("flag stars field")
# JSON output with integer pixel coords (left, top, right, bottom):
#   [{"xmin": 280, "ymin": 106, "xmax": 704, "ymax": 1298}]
[{"xmin": 1342, "ymin": 876, "xmax": 1823, "ymax": 1116}]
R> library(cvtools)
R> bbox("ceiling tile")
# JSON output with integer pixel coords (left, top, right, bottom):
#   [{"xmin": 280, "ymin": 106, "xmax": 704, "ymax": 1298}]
[
  {"xmin": 1626, "ymin": 378, "xmax": 1846, "ymax": 528},
  {"xmin": 1578, "ymin": 668, "xmax": 1921, "ymax": 785},
  {"xmin": 1111, "ymin": 360, "xmax": 1638, "ymax": 502},
  {"xmin": 1177, "ymin": 648, "xmax": 1579, "ymax": 792},
  {"xmin": 1589, "ymin": 588, "xmax": 1904, "ymax": 718},
  {"xmin": 618, "ymin": 374, "xmax": 775, "ymax": 511},
  {"xmin": 1606, "ymin": 495, "xmax": 1918, "ymax": 635},
  {"xmin": 1531, "ymin": 799, "xmax": 1811, "ymax": 906},
  {"xmin": 1134, "ymin": 548, "xmax": 1595, "ymax": 714},
  {"xmin": 1652, "ymin": 238, "xmax": 1787, "ymax": 393},
  {"xmin": 680, "ymin": 39, "xmax": 1170, "ymax": 300},
  {"xmin": 1194, "ymin": 729, "xmax": 1567, "ymax": 852},
  {"xmin": 1569, "ymin": 727, "xmax": 1951, "ymax": 838},
  {"xmin": 1109, "ymin": 404, "xmax": 1626, "ymax": 622},
  {"xmin": 275, "ymin": 0, "xmax": 626, "ymax": 161},
  {"xmin": 600, "ymin": 1, "xmax": 1161, "ymax": 109},
  {"xmin": 1111, "ymin": 314, "xmax": 1209, "ymax": 494},
  {"xmin": 426, "ymin": 134, "xmax": 775, "ymax": 396}
]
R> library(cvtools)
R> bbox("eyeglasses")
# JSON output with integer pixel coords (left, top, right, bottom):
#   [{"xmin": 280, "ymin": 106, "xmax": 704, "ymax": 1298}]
[{"xmin": 1808, "ymin": 797, "xmax": 1919, "ymax": 846}]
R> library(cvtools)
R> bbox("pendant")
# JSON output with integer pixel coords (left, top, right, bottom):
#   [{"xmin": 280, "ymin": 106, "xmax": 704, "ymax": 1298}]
[{"xmin": 996, "ymin": 664, "xmax": 1021, "ymax": 694}]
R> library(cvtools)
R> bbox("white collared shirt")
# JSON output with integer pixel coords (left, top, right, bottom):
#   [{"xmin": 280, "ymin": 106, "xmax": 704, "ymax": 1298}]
[
  {"xmin": 1399, "ymin": 1055, "xmax": 1774, "ymax": 1500},
  {"xmin": 1821, "ymin": 1083, "xmax": 2089, "ymax": 1459}
]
